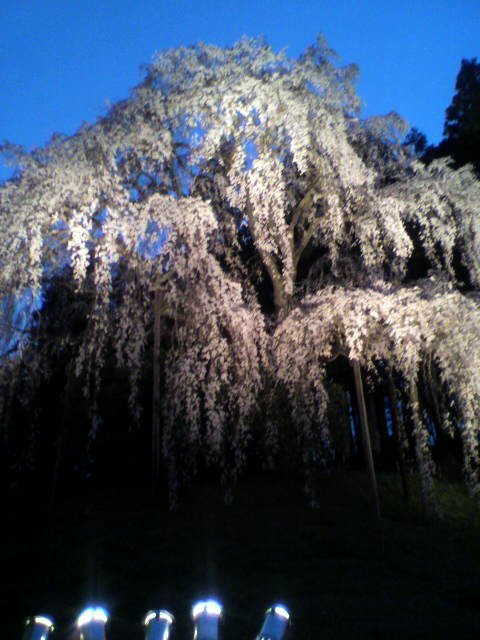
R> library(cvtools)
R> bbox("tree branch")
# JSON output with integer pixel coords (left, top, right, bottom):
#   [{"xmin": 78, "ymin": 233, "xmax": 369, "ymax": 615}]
[{"xmin": 293, "ymin": 217, "xmax": 324, "ymax": 268}]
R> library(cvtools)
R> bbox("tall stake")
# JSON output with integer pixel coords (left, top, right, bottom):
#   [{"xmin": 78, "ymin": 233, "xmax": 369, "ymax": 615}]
[
  {"xmin": 152, "ymin": 289, "xmax": 162, "ymax": 493},
  {"xmin": 49, "ymin": 361, "xmax": 75, "ymax": 510},
  {"xmin": 352, "ymin": 360, "xmax": 381, "ymax": 520}
]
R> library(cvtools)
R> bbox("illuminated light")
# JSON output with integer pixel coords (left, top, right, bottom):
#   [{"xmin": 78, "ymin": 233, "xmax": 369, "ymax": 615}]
[
  {"xmin": 192, "ymin": 600, "xmax": 222, "ymax": 640},
  {"xmin": 272, "ymin": 606, "xmax": 290, "ymax": 621},
  {"xmin": 256, "ymin": 604, "xmax": 290, "ymax": 640},
  {"xmin": 77, "ymin": 607, "xmax": 109, "ymax": 628},
  {"xmin": 33, "ymin": 617, "xmax": 55, "ymax": 629},
  {"xmin": 144, "ymin": 609, "xmax": 175, "ymax": 640},
  {"xmin": 143, "ymin": 610, "xmax": 174, "ymax": 626},
  {"xmin": 191, "ymin": 600, "xmax": 222, "ymax": 619}
]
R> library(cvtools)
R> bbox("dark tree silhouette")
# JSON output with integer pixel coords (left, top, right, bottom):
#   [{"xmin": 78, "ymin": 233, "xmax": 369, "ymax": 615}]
[{"xmin": 423, "ymin": 58, "xmax": 480, "ymax": 173}]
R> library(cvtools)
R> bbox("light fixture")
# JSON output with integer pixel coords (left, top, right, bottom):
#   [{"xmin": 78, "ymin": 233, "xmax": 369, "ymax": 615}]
[
  {"xmin": 191, "ymin": 599, "xmax": 222, "ymax": 640},
  {"xmin": 143, "ymin": 609, "xmax": 174, "ymax": 640},
  {"xmin": 255, "ymin": 604, "xmax": 290, "ymax": 640},
  {"xmin": 76, "ymin": 607, "xmax": 109, "ymax": 640},
  {"xmin": 24, "ymin": 615, "xmax": 55, "ymax": 640}
]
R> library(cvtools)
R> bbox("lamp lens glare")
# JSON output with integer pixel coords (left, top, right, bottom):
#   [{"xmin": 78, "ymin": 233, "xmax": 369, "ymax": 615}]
[
  {"xmin": 144, "ymin": 612, "xmax": 157, "ymax": 626},
  {"xmin": 144, "ymin": 610, "xmax": 174, "ymax": 626},
  {"xmin": 273, "ymin": 605, "xmax": 290, "ymax": 621},
  {"xmin": 77, "ymin": 607, "xmax": 109, "ymax": 627},
  {"xmin": 33, "ymin": 617, "xmax": 54, "ymax": 629},
  {"xmin": 159, "ymin": 611, "xmax": 174, "ymax": 624},
  {"xmin": 192, "ymin": 600, "xmax": 222, "ymax": 619}
]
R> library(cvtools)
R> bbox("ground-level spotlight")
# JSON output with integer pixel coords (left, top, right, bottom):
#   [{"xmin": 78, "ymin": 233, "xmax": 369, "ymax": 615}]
[
  {"xmin": 77, "ymin": 607, "xmax": 109, "ymax": 640},
  {"xmin": 256, "ymin": 605, "xmax": 290, "ymax": 640},
  {"xmin": 24, "ymin": 616, "xmax": 55, "ymax": 640},
  {"xmin": 191, "ymin": 599, "xmax": 222, "ymax": 640},
  {"xmin": 143, "ymin": 610, "xmax": 174, "ymax": 640}
]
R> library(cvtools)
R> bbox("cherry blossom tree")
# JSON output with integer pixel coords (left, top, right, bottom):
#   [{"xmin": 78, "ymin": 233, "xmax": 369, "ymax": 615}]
[{"xmin": 1, "ymin": 36, "xmax": 479, "ymax": 506}]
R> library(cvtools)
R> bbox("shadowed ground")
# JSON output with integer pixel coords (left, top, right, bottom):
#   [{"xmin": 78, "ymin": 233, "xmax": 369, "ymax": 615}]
[{"xmin": 2, "ymin": 471, "xmax": 480, "ymax": 640}]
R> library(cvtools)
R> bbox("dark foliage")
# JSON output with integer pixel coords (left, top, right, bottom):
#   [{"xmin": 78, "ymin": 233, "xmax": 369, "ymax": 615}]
[{"xmin": 421, "ymin": 58, "xmax": 480, "ymax": 174}]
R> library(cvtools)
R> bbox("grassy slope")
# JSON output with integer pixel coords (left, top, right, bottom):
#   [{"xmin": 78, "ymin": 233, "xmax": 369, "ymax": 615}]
[{"xmin": 2, "ymin": 470, "xmax": 480, "ymax": 640}]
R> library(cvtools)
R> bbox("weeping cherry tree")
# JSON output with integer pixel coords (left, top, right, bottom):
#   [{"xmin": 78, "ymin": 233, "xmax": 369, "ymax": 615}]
[{"xmin": 1, "ymin": 36, "xmax": 480, "ymax": 506}]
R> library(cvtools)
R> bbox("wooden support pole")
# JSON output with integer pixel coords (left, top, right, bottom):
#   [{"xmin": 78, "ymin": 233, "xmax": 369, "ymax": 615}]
[
  {"xmin": 49, "ymin": 362, "xmax": 75, "ymax": 510},
  {"xmin": 366, "ymin": 391, "xmax": 382, "ymax": 456},
  {"xmin": 352, "ymin": 360, "xmax": 381, "ymax": 520},
  {"xmin": 152, "ymin": 289, "xmax": 162, "ymax": 493}
]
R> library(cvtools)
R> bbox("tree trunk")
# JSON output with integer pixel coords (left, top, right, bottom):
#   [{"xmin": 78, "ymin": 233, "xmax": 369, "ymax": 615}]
[
  {"xmin": 152, "ymin": 289, "xmax": 162, "ymax": 493},
  {"xmin": 387, "ymin": 372, "xmax": 410, "ymax": 502},
  {"xmin": 409, "ymin": 380, "xmax": 437, "ymax": 516},
  {"xmin": 352, "ymin": 360, "xmax": 381, "ymax": 520}
]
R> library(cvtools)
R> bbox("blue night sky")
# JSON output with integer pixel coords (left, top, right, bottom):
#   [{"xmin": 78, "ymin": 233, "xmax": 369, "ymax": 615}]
[{"xmin": 0, "ymin": 0, "xmax": 479, "ymax": 181}]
